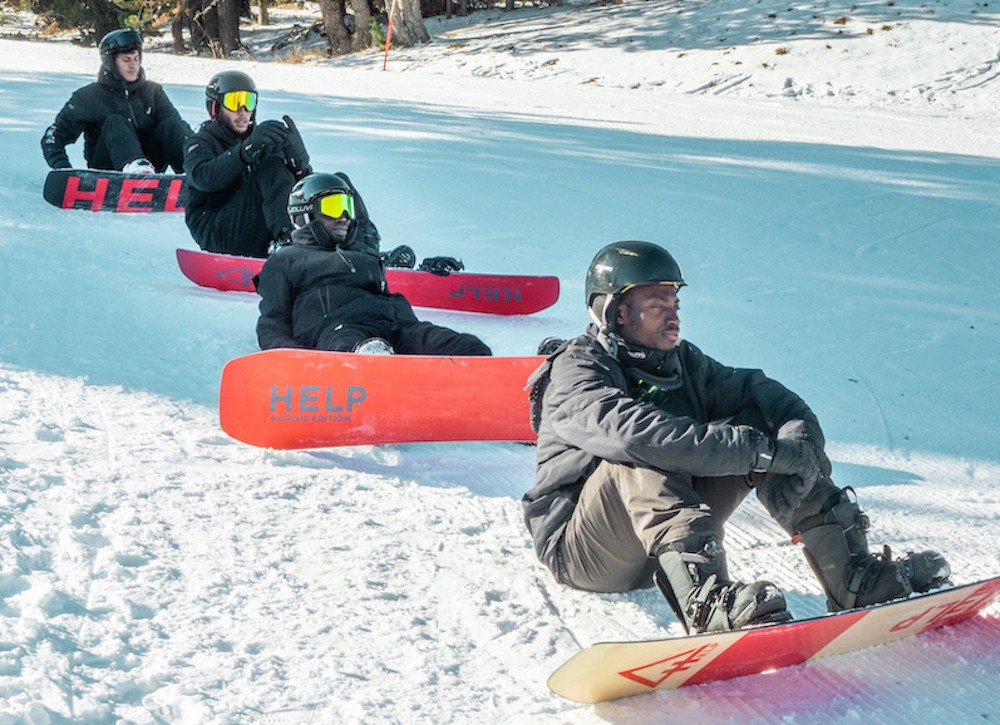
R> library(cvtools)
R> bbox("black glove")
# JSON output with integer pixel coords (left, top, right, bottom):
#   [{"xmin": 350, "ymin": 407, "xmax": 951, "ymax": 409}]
[
  {"xmin": 768, "ymin": 475, "xmax": 814, "ymax": 523},
  {"xmin": 767, "ymin": 439, "xmax": 821, "ymax": 521},
  {"xmin": 770, "ymin": 438, "xmax": 820, "ymax": 482},
  {"xmin": 810, "ymin": 442, "xmax": 833, "ymax": 478},
  {"xmin": 239, "ymin": 120, "xmax": 288, "ymax": 165},
  {"xmin": 418, "ymin": 256, "xmax": 464, "ymax": 275},
  {"xmin": 281, "ymin": 115, "xmax": 310, "ymax": 176}
]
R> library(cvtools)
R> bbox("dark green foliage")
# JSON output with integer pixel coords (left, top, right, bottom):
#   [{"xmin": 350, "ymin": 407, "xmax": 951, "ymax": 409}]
[{"xmin": 30, "ymin": 0, "xmax": 172, "ymax": 44}]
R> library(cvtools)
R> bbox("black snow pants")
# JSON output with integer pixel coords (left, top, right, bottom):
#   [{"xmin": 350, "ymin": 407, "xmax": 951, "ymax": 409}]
[
  {"xmin": 88, "ymin": 113, "xmax": 189, "ymax": 173},
  {"xmin": 190, "ymin": 156, "xmax": 296, "ymax": 259},
  {"xmin": 316, "ymin": 319, "xmax": 492, "ymax": 356}
]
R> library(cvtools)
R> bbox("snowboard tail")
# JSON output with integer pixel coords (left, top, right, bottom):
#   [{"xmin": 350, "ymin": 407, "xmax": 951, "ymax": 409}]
[
  {"xmin": 548, "ymin": 575, "xmax": 1000, "ymax": 703},
  {"xmin": 176, "ymin": 248, "xmax": 559, "ymax": 315},
  {"xmin": 43, "ymin": 169, "xmax": 185, "ymax": 212},
  {"xmin": 219, "ymin": 349, "xmax": 543, "ymax": 449}
]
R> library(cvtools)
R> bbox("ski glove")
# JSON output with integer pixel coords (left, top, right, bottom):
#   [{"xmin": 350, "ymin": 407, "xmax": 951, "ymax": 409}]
[
  {"xmin": 768, "ymin": 475, "xmax": 815, "ymax": 523},
  {"xmin": 809, "ymin": 441, "xmax": 833, "ymax": 478},
  {"xmin": 767, "ymin": 439, "xmax": 822, "ymax": 521},
  {"xmin": 281, "ymin": 115, "xmax": 311, "ymax": 176},
  {"xmin": 770, "ymin": 438, "xmax": 821, "ymax": 483},
  {"xmin": 419, "ymin": 256, "xmax": 464, "ymax": 275},
  {"xmin": 240, "ymin": 120, "xmax": 288, "ymax": 165}
]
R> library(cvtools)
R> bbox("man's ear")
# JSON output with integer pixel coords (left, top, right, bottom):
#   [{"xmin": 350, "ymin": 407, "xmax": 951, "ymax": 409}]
[{"xmin": 615, "ymin": 300, "xmax": 627, "ymax": 325}]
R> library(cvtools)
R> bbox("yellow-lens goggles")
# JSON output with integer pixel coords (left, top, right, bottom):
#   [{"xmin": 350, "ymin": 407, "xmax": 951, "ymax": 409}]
[
  {"xmin": 318, "ymin": 193, "xmax": 355, "ymax": 219},
  {"xmin": 221, "ymin": 90, "xmax": 257, "ymax": 112}
]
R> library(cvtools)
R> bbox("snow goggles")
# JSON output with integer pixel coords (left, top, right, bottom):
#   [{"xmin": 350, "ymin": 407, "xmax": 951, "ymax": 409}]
[
  {"xmin": 317, "ymin": 193, "xmax": 355, "ymax": 219},
  {"xmin": 221, "ymin": 90, "xmax": 258, "ymax": 113},
  {"xmin": 103, "ymin": 29, "xmax": 143, "ymax": 54}
]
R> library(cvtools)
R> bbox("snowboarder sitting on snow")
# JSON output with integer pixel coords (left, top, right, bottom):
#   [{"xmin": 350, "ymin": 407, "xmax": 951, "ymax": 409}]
[
  {"xmin": 255, "ymin": 171, "xmax": 492, "ymax": 357},
  {"xmin": 523, "ymin": 240, "xmax": 950, "ymax": 635},
  {"xmin": 184, "ymin": 71, "xmax": 311, "ymax": 259},
  {"xmin": 40, "ymin": 29, "xmax": 191, "ymax": 175}
]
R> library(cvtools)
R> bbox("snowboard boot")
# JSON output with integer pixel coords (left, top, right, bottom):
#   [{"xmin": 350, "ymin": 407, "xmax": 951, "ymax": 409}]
[
  {"xmin": 654, "ymin": 534, "xmax": 792, "ymax": 634},
  {"xmin": 122, "ymin": 157, "xmax": 156, "ymax": 175},
  {"xmin": 353, "ymin": 338, "xmax": 394, "ymax": 355},
  {"xmin": 796, "ymin": 488, "xmax": 951, "ymax": 612},
  {"xmin": 380, "ymin": 244, "xmax": 416, "ymax": 269}
]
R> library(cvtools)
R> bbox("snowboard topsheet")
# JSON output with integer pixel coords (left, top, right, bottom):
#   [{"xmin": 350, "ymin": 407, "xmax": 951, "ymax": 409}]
[
  {"xmin": 219, "ymin": 348, "xmax": 544, "ymax": 449},
  {"xmin": 176, "ymin": 248, "xmax": 560, "ymax": 315},
  {"xmin": 548, "ymin": 574, "xmax": 1000, "ymax": 703},
  {"xmin": 43, "ymin": 169, "xmax": 185, "ymax": 212}
]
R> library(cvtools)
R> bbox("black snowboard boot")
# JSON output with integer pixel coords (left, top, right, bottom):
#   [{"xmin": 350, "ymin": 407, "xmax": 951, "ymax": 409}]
[
  {"xmin": 797, "ymin": 488, "xmax": 951, "ymax": 612},
  {"xmin": 654, "ymin": 535, "xmax": 792, "ymax": 634}
]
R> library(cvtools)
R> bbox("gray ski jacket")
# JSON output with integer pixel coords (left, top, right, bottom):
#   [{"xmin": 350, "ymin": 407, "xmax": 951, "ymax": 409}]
[{"xmin": 522, "ymin": 328, "xmax": 824, "ymax": 581}]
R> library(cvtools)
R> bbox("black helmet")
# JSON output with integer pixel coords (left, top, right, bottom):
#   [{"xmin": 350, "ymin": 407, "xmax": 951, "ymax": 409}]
[
  {"xmin": 205, "ymin": 70, "xmax": 257, "ymax": 120},
  {"xmin": 287, "ymin": 172, "xmax": 354, "ymax": 229},
  {"xmin": 586, "ymin": 240, "xmax": 686, "ymax": 325},
  {"xmin": 99, "ymin": 29, "xmax": 142, "ymax": 74}
]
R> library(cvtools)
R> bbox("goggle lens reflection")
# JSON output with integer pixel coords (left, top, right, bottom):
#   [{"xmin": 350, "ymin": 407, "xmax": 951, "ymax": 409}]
[
  {"xmin": 221, "ymin": 90, "xmax": 257, "ymax": 112},
  {"xmin": 318, "ymin": 193, "xmax": 355, "ymax": 219}
]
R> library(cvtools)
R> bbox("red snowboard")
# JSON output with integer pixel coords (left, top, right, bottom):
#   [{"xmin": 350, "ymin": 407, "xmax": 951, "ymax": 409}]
[{"xmin": 176, "ymin": 248, "xmax": 559, "ymax": 315}]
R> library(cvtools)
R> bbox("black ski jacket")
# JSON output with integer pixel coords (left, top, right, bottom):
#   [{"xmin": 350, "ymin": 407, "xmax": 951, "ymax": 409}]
[
  {"xmin": 182, "ymin": 119, "xmax": 253, "ymax": 240},
  {"xmin": 40, "ymin": 67, "xmax": 185, "ymax": 170},
  {"xmin": 522, "ymin": 329, "xmax": 824, "ymax": 579},
  {"xmin": 255, "ymin": 217, "xmax": 412, "ymax": 350}
]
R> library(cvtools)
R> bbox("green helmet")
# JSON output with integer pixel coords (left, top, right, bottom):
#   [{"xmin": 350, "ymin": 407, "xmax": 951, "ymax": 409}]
[{"xmin": 586, "ymin": 240, "xmax": 686, "ymax": 325}]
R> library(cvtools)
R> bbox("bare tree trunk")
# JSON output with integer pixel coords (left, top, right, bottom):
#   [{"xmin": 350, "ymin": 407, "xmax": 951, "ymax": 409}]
[
  {"xmin": 348, "ymin": 0, "xmax": 373, "ymax": 51},
  {"xmin": 258, "ymin": 0, "xmax": 269, "ymax": 25},
  {"xmin": 188, "ymin": 0, "xmax": 220, "ymax": 56},
  {"xmin": 218, "ymin": 0, "xmax": 243, "ymax": 55},
  {"xmin": 390, "ymin": 0, "xmax": 429, "ymax": 46},
  {"xmin": 317, "ymin": 0, "xmax": 352, "ymax": 55},
  {"xmin": 172, "ymin": 0, "xmax": 188, "ymax": 52}
]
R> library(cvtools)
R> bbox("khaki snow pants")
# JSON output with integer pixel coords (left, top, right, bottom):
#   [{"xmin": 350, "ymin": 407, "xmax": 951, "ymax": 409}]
[{"xmin": 559, "ymin": 459, "xmax": 839, "ymax": 593}]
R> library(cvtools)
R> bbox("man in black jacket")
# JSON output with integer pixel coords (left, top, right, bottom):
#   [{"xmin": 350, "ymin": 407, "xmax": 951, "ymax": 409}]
[
  {"xmin": 523, "ymin": 241, "xmax": 949, "ymax": 634},
  {"xmin": 256, "ymin": 172, "xmax": 491, "ymax": 356},
  {"xmin": 184, "ymin": 71, "xmax": 311, "ymax": 258},
  {"xmin": 40, "ymin": 29, "xmax": 190, "ymax": 174}
]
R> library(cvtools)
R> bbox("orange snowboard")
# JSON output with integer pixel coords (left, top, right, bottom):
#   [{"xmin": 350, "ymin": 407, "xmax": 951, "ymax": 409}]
[{"xmin": 219, "ymin": 349, "xmax": 544, "ymax": 448}]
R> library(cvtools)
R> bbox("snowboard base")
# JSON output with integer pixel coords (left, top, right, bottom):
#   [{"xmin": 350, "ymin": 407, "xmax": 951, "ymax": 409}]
[
  {"xmin": 548, "ymin": 575, "xmax": 1000, "ymax": 703},
  {"xmin": 43, "ymin": 169, "xmax": 185, "ymax": 212},
  {"xmin": 220, "ymin": 349, "xmax": 543, "ymax": 449},
  {"xmin": 176, "ymin": 248, "xmax": 559, "ymax": 315}
]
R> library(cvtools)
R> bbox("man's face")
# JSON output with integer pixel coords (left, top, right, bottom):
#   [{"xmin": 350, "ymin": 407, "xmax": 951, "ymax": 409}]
[
  {"xmin": 318, "ymin": 212, "xmax": 351, "ymax": 243},
  {"xmin": 114, "ymin": 50, "xmax": 141, "ymax": 82},
  {"xmin": 614, "ymin": 283, "xmax": 682, "ymax": 351},
  {"xmin": 220, "ymin": 104, "xmax": 252, "ymax": 135}
]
